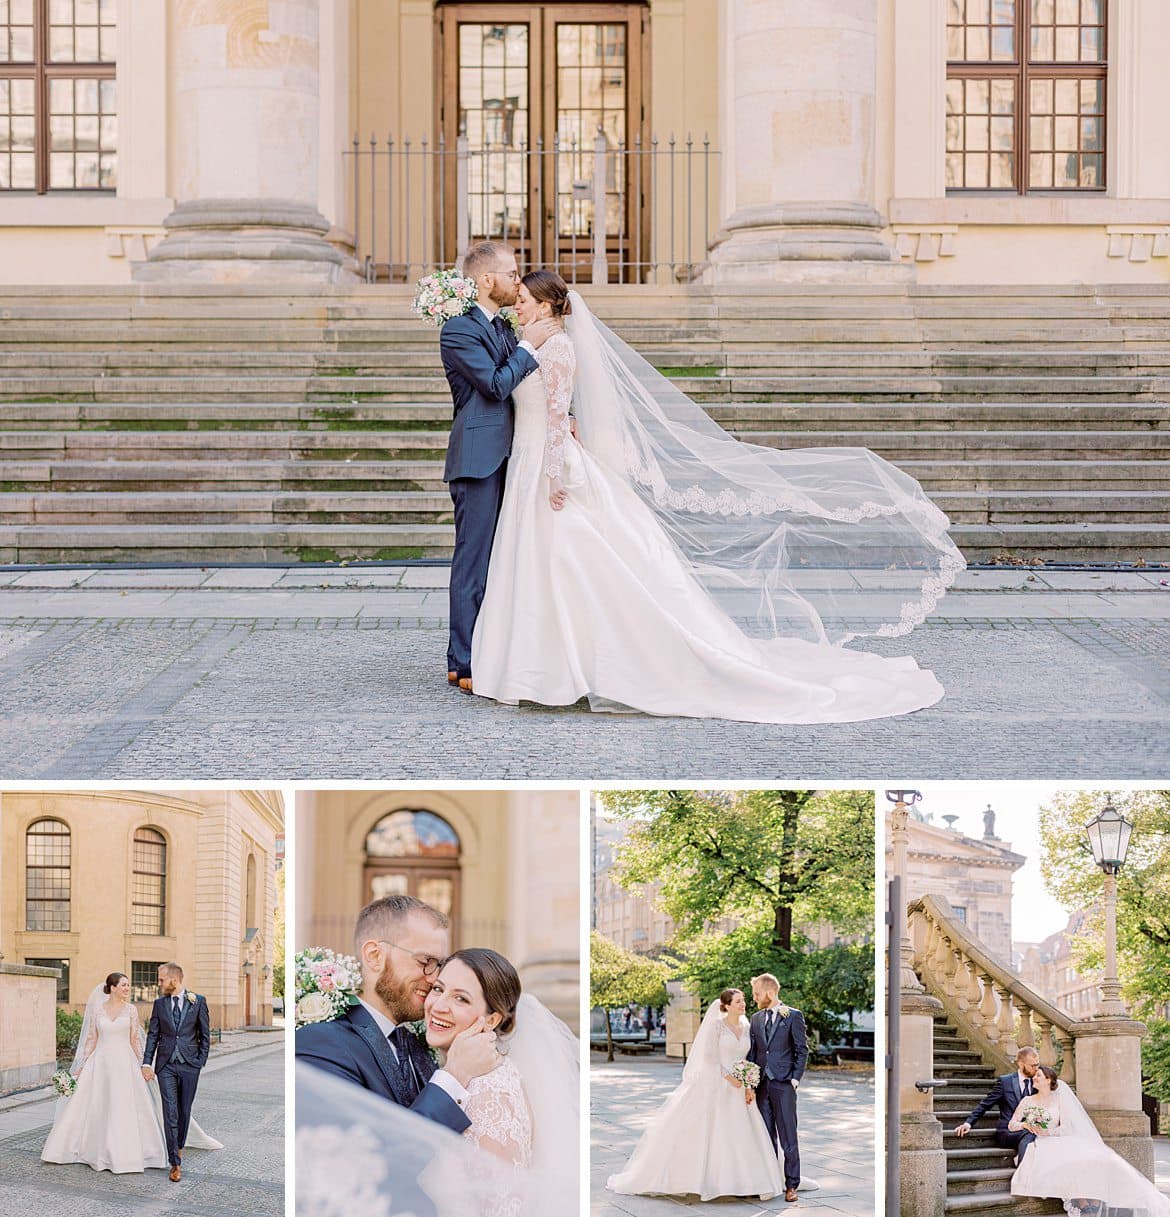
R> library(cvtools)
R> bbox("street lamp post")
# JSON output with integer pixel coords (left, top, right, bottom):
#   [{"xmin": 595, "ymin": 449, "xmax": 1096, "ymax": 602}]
[
  {"xmin": 1084, "ymin": 798, "xmax": 1133, "ymax": 1018},
  {"xmin": 887, "ymin": 789, "xmax": 924, "ymax": 993}
]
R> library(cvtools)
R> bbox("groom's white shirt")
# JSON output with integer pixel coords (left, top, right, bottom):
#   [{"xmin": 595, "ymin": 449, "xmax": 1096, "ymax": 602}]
[
  {"xmin": 357, "ymin": 998, "xmax": 468, "ymax": 1108},
  {"xmin": 474, "ymin": 302, "xmax": 536, "ymax": 358}
]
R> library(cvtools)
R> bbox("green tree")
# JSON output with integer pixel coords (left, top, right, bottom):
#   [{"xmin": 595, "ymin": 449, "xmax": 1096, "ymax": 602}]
[
  {"xmin": 1038, "ymin": 789, "xmax": 1170, "ymax": 1015},
  {"xmin": 55, "ymin": 1008, "xmax": 83, "ymax": 1067},
  {"xmin": 1142, "ymin": 1019, "xmax": 1170, "ymax": 1105},
  {"xmin": 590, "ymin": 931, "xmax": 671, "ymax": 1062},
  {"xmin": 600, "ymin": 789, "xmax": 874, "ymax": 951},
  {"xmin": 273, "ymin": 864, "xmax": 286, "ymax": 1015}
]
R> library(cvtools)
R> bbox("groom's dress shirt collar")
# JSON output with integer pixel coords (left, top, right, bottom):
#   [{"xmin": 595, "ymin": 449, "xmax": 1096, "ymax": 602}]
[
  {"xmin": 356, "ymin": 998, "xmax": 468, "ymax": 1108},
  {"xmin": 475, "ymin": 303, "xmax": 498, "ymax": 323},
  {"xmin": 170, "ymin": 988, "xmax": 187, "ymax": 1005}
]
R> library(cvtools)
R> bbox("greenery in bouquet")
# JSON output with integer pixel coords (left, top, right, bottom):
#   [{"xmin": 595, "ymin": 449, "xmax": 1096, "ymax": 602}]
[
  {"xmin": 294, "ymin": 947, "xmax": 362, "ymax": 1027},
  {"xmin": 412, "ymin": 270, "xmax": 478, "ymax": 328},
  {"xmin": 1019, "ymin": 1102, "xmax": 1052, "ymax": 1131}
]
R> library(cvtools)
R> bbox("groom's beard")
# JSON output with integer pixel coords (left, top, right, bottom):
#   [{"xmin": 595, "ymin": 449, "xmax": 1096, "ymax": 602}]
[{"xmin": 374, "ymin": 964, "xmax": 428, "ymax": 1024}]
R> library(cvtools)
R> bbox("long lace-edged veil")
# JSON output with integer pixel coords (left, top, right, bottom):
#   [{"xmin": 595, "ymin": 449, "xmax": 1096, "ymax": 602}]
[{"xmin": 564, "ymin": 290, "xmax": 965, "ymax": 645}]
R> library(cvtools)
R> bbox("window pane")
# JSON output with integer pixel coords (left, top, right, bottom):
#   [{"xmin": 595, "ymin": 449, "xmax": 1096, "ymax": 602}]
[
  {"xmin": 1080, "ymin": 153, "xmax": 1101, "ymax": 186},
  {"xmin": 49, "ymin": 151, "xmax": 75, "ymax": 187},
  {"xmin": 965, "ymin": 153, "xmax": 989, "ymax": 188},
  {"xmin": 991, "ymin": 116, "xmax": 1014, "ymax": 149},
  {"xmin": 1031, "ymin": 25, "xmax": 1053, "ymax": 59},
  {"xmin": 967, "ymin": 115, "xmax": 989, "ymax": 150},
  {"xmin": 991, "ymin": 25, "xmax": 1014, "ymax": 59},
  {"xmin": 1081, "ymin": 0, "xmax": 1101, "ymax": 20},
  {"xmin": 992, "ymin": 79, "xmax": 1015, "ymax": 113},
  {"xmin": 49, "ymin": 27, "xmax": 74, "ymax": 61},
  {"xmin": 10, "ymin": 150, "xmax": 32, "ymax": 186},
  {"xmin": 946, "ymin": 152, "xmax": 963, "ymax": 188},
  {"xmin": 1030, "ymin": 115, "xmax": 1052, "ymax": 149},
  {"xmin": 1054, "ymin": 152, "xmax": 1078, "ymax": 186},
  {"xmin": 1033, "ymin": 0, "xmax": 1054, "ymax": 20},
  {"xmin": 1055, "ymin": 79, "xmax": 1078, "ymax": 113},
  {"xmin": 1080, "ymin": 27, "xmax": 1101, "ymax": 61},
  {"xmin": 1054, "ymin": 26, "xmax": 1078, "ymax": 60},
  {"xmin": 967, "ymin": 26, "xmax": 989, "ymax": 60},
  {"xmin": 1054, "ymin": 115, "xmax": 1078, "ymax": 150},
  {"xmin": 947, "ymin": 25, "xmax": 965, "ymax": 59},
  {"xmin": 1055, "ymin": 0, "xmax": 1077, "ymax": 20},
  {"xmin": 1030, "ymin": 78, "xmax": 1053, "ymax": 113},
  {"xmin": 969, "ymin": 0, "xmax": 990, "ymax": 21},
  {"xmin": 991, "ymin": 151, "xmax": 1014, "ymax": 186},
  {"xmin": 76, "ymin": 26, "xmax": 99, "ymax": 61},
  {"xmin": 993, "ymin": 0, "xmax": 1015, "ymax": 21}
]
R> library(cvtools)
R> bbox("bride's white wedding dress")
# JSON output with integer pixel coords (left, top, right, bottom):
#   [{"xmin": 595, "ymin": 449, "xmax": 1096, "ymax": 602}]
[
  {"xmin": 470, "ymin": 294, "xmax": 961, "ymax": 723},
  {"xmin": 1010, "ymin": 1079, "xmax": 1170, "ymax": 1217},
  {"xmin": 41, "ymin": 992, "xmax": 222, "ymax": 1174},
  {"xmin": 464, "ymin": 1057, "xmax": 533, "ymax": 1167},
  {"xmin": 41, "ymin": 1004, "xmax": 168, "ymax": 1173},
  {"xmin": 607, "ymin": 1009, "xmax": 784, "ymax": 1200}
]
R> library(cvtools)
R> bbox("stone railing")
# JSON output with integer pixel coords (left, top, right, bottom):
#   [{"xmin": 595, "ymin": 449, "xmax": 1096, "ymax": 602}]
[{"xmin": 908, "ymin": 894, "xmax": 1078, "ymax": 1084}]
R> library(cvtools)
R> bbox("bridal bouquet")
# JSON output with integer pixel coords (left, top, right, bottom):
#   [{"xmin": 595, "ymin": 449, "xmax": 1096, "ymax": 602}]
[
  {"xmin": 294, "ymin": 947, "xmax": 363, "ymax": 1027},
  {"xmin": 730, "ymin": 1060, "xmax": 761, "ymax": 1089},
  {"xmin": 412, "ymin": 269, "xmax": 477, "ymax": 328},
  {"xmin": 1019, "ymin": 1102, "xmax": 1052, "ymax": 1131},
  {"xmin": 51, "ymin": 1070, "xmax": 76, "ymax": 1097}
]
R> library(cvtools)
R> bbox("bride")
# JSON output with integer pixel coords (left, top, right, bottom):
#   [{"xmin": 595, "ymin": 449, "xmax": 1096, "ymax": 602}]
[
  {"xmin": 41, "ymin": 971, "xmax": 221, "ymax": 1174},
  {"xmin": 469, "ymin": 271, "xmax": 965, "ymax": 723},
  {"xmin": 607, "ymin": 988, "xmax": 784, "ymax": 1200},
  {"xmin": 421, "ymin": 948, "xmax": 578, "ymax": 1198},
  {"xmin": 1010, "ymin": 1064, "xmax": 1170, "ymax": 1217}
]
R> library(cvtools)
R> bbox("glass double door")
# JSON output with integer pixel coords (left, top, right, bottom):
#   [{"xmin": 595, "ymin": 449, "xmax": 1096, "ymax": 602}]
[{"xmin": 437, "ymin": 3, "xmax": 648, "ymax": 280}]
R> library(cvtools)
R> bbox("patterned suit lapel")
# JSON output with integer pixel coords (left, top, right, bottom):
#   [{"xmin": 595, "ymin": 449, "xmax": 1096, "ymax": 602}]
[{"xmin": 347, "ymin": 1006, "xmax": 412, "ymax": 1107}]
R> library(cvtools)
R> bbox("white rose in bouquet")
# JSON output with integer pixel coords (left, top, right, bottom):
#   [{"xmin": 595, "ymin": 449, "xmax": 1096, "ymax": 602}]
[{"xmin": 297, "ymin": 992, "xmax": 334, "ymax": 1025}]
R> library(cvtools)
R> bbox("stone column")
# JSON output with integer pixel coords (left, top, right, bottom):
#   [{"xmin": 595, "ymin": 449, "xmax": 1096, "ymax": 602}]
[
  {"xmin": 1072, "ymin": 1018, "xmax": 1154, "ymax": 1179},
  {"xmin": 506, "ymin": 793, "xmax": 580, "ymax": 1033},
  {"xmin": 135, "ymin": 0, "xmax": 349, "ymax": 283},
  {"xmin": 900, "ymin": 991, "xmax": 946, "ymax": 1217},
  {"xmin": 0, "ymin": 963, "xmax": 59, "ymax": 1095},
  {"xmin": 707, "ymin": 0, "xmax": 909, "ymax": 283}
]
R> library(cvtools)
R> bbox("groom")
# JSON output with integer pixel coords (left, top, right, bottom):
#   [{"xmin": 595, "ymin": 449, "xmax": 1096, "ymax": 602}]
[
  {"xmin": 295, "ymin": 894, "xmax": 498, "ymax": 1134},
  {"xmin": 142, "ymin": 961, "xmax": 210, "ymax": 1183},
  {"xmin": 748, "ymin": 973, "xmax": 808, "ymax": 1203},
  {"xmin": 954, "ymin": 1045, "xmax": 1041, "ymax": 1165},
  {"xmin": 439, "ymin": 240, "xmax": 558, "ymax": 694}
]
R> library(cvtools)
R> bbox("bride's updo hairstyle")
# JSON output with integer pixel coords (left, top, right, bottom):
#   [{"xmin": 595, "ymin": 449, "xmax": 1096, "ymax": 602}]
[
  {"xmin": 103, "ymin": 971, "xmax": 127, "ymax": 994},
  {"xmin": 719, "ymin": 988, "xmax": 742, "ymax": 1011},
  {"xmin": 521, "ymin": 270, "xmax": 572, "ymax": 318},
  {"xmin": 1036, "ymin": 1064, "xmax": 1059, "ymax": 1091},
  {"xmin": 445, "ymin": 948, "xmax": 522, "ymax": 1035}
]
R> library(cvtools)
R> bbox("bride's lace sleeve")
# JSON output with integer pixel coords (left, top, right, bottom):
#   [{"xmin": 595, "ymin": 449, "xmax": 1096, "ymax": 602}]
[
  {"xmin": 74, "ymin": 1022, "xmax": 98, "ymax": 1076},
  {"xmin": 539, "ymin": 334, "xmax": 576, "ymax": 480},
  {"xmin": 464, "ymin": 1064, "xmax": 534, "ymax": 1168},
  {"xmin": 129, "ymin": 1007, "xmax": 146, "ymax": 1062}
]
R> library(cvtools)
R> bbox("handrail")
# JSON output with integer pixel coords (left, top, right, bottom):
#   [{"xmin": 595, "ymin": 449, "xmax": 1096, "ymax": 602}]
[{"xmin": 908, "ymin": 893, "xmax": 1078, "ymax": 1084}]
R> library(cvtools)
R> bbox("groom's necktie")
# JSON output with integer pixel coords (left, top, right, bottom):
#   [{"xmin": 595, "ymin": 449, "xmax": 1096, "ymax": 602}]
[
  {"xmin": 389, "ymin": 1025, "xmax": 424, "ymax": 1100},
  {"xmin": 491, "ymin": 314, "xmax": 513, "ymax": 356},
  {"xmin": 766, "ymin": 1010, "xmax": 775, "ymax": 1039},
  {"xmin": 1023, "ymin": 1077, "xmax": 1033, "ymax": 1097},
  {"xmin": 172, "ymin": 996, "xmax": 182, "ymax": 1028}
]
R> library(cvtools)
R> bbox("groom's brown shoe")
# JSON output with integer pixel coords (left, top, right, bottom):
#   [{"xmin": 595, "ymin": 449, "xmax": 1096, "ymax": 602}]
[
  {"xmin": 447, "ymin": 670, "xmax": 458, "ymax": 685},
  {"xmin": 169, "ymin": 1165, "xmax": 181, "ymax": 1183},
  {"xmin": 785, "ymin": 1188, "xmax": 798, "ymax": 1203},
  {"xmin": 458, "ymin": 676, "xmax": 473, "ymax": 694}
]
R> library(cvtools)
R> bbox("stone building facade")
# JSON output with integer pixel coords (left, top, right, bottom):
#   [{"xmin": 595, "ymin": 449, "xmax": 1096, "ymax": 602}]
[
  {"xmin": 1, "ymin": 1, "xmax": 1167, "ymax": 286},
  {"xmin": 296, "ymin": 788, "xmax": 580, "ymax": 1032},
  {"xmin": 886, "ymin": 805, "xmax": 1025, "ymax": 965},
  {"xmin": 1016, "ymin": 907, "xmax": 1102, "ymax": 1020},
  {"xmin": 0, "ymin": 788, "xmax": 284, "ymax": 1029}
]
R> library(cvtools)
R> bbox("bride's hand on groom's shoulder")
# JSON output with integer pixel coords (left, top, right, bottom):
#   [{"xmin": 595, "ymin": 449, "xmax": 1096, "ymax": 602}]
[{"xmin": 443, "ymin": 1016, "xmax": 498, "ymax": 1087}]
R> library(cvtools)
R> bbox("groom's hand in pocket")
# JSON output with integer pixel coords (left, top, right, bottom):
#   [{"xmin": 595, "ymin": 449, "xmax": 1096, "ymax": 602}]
[{"xmin": 444, "ymin": 1016, "xmax": 498, "ymax": 1087}]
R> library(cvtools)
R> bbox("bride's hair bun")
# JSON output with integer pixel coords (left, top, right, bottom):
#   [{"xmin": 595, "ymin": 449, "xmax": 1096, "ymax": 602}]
[
  {"xmin": 103, "ymin": 971, "xmax": 128, "ymax": 994},
  {"xmin": 520, "ymin": 269, "xmax": 571, "ymax": 318},
  {"xmin": 719, "ymin": 988, "xmax": 741, "ymax": 1011},
  {"xmin": 445, "ymin": 948, "xmax": 522, "ymax": 1035}
]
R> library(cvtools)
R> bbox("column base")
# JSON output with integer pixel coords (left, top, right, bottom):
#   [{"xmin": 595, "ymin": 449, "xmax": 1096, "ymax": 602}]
[
  {"xmin": 705, "ymin": 202, "xmax": 914, "ymax": 284},
  {"xmin": 900, "ymin": 1111, "xmax": 946, "ymax": 1217},
  {"xmin": 133, "ymin": 199, "xmax": 359, "ymax": 284}
]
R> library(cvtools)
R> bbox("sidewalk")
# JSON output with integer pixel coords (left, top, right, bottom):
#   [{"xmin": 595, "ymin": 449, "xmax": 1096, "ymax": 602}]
[
  {"xmin": 592, "ymin": 1056, "xmax": 874, "ymax": 1216},
  {"xmin": 0, "ymin": 1042, "xmax": 282, "ymax": 1216},
  {"xmin": 1, "ymin": 565, "xmax": 1169, "ymax": 779}
]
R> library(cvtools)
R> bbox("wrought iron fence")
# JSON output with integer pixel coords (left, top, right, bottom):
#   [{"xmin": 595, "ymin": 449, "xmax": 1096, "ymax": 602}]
[{"xmin": 342, "ymin": 131, "xmax": 721, "ymax": 285}]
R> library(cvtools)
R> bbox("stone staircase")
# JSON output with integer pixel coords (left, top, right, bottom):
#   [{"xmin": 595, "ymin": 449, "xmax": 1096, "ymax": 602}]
[
  {"xmin": 931, "ymin": 1015, "xmax": 1062, "ymax": 1217},
  {"xmin": 0, "ymin": 283, "xmax": 1167, "ymax": 564}
]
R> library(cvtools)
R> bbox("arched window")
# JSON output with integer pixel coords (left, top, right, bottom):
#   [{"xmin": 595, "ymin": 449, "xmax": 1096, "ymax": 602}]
[
  {"xmin": 246, "ymin": 854, "xmax": 257, "ymax": 929},
  {"xmin": 364, "ymin": 810, "xmax": 461, "ymax": 938},
  {"xmin": 132, "ymin": 827, "xmax": 167, "ymax": 935},
  {"xmin": 26, "ymin": 818, "xmax": 70, "ymax": 931}
]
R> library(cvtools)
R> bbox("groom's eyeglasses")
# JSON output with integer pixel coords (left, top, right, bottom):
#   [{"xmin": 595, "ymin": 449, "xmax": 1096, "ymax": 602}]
[
  {"xmin": 375, "ymin": 939, "xmax": 442, "ymax": 977},
  {"xmin": 493, "ymin": 267, "xmax": 521, "ymax": 281}
]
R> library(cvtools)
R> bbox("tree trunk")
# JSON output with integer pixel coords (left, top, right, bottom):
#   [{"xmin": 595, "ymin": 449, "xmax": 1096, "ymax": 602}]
[
  {"xmin": 605, "ymin": 1007, "xmax": 614, "ymax": 1063},
  {"xmin": 773, "ymin": 903, "xmax": 793, "ymax": 951}
]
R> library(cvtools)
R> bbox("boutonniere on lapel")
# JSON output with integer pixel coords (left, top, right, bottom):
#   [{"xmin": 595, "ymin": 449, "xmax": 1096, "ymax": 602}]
[
  {"xmin": 404, "ymin": 1019, "xmax": 441, "ymax": 1067},
  {"xmin": 186, "ymin": 993, "xmax": 197, "ymax": 1008},
  {"xmin": 499, "ymin": 308, "xmax": 523, "ymax": 340},
  {"xmin": 774, "ymin": 1004, "xmax": 791, "ymax": 1019}
]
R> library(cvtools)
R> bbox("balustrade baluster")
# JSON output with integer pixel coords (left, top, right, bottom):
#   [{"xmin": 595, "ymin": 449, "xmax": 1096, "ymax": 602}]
[
  {"xmin": 979, "ymin": 972, "xmax": 999, "ymax": 1041},
  {"xmin": 995, "ymin": 985, "xmax": 1018, "ymax": 1057}
]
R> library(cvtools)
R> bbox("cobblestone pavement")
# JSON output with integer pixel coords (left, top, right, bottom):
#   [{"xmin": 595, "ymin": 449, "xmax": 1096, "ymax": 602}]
[
  {"xmin": 0, "ymin": 1044, "xmax": 283, "ymax": 1217},
  {"xmin": 1, "ymin": 566, "xmax": 1169, "ymax": 779},
  {"xmin": 592, "ymin": 1056, "xmax": 875, "ymax": 1216}
]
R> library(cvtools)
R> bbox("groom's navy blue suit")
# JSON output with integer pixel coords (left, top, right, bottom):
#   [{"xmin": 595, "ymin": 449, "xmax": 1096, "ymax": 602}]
[
  {"xmin": 295, "ymin": 1003, "xmax": 470, "ymax": 1134},
  {"xmin": 439, "ymin": 307, "xmax": 538, "ymax": 679},
  {"xmin": 143, "ymin": 990, "xmax": 210, "ymax": 1168},
  {"xmin": 964, "ymin": 1071, "xmax": 1038, "ymax": 1163},
  {"xmin": 748, "ymin": 1005, "xmax": 808, "ymax": 1190}
]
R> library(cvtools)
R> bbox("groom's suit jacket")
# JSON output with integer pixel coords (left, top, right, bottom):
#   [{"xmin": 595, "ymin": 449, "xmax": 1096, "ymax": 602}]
[
  {"xmin": 296, "ymin": 1004, "xmax": 471, "ymax": 1135},
  {"xmin": 965, "ymin": 1072, "xmax": 1035, "ymax": 1133},
  {"xmin": 144, "ymin": 991, "xmax": 210, "ymax": 1071},
  {"xmin": 439, "ymin": 308, "xmax": 538, "ymax": 482},
  {"xmin": 748, "ymin": 1005, "xmax": 809, "ymax": 1084}
]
